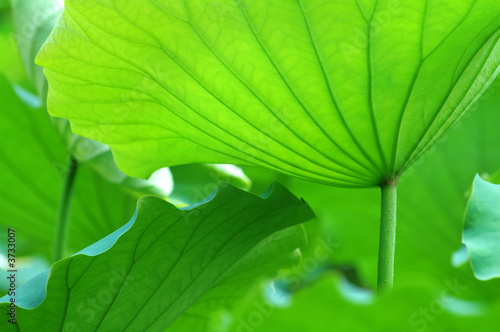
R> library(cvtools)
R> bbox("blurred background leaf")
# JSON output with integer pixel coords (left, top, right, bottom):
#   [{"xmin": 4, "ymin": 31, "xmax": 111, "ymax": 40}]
[
  {"xmin": 463, "ymin": 175, "xmax": 500, "ymax": 281},
  {"xmin": 11, "ymin": 0, "xmax": 63, "ymax": 99}
]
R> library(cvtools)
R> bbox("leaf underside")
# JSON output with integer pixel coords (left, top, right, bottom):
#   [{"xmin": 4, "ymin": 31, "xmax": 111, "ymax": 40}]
[{"xmin": 36, "ymin": 0, "xmax": 500, "ymax": 187}]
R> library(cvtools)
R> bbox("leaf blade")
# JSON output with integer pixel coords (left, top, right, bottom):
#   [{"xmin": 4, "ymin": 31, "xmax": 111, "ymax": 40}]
[
  {"xmin": 1, "ymin": 183, "xmax": 314, "ymax": 330},
  {"xmin": 36, "ymin": 0, "xmax": 500, "ymax": 186}
]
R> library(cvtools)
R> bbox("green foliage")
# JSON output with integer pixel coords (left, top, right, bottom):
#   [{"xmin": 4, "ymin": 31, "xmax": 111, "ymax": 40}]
[
  {"xmin": 37, "ymin": 0, "xmax": 500, "ymax": 187},
  {"xmin": 464, "ymin": 175, "xmax": 500, "ymax": 281},
  {"xmin": 10, "ymin": 0, "xmax": 174, "ymax": 199},
  {"xmin": 2, "ymin": 0, "xmax": 500, "ymax": 331},
  {"xmin": 0, "ymin": 183, "xmax": 313, "ymax": 331}
]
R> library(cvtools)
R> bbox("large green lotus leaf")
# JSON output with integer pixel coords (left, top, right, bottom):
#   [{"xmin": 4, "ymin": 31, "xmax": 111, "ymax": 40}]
[
  {"xmin": 463, "ymin": 175, "xmax": 500, "ymax": 281},
  {"xmin": 36, "ymin": 0, "xmax": 500, "ymax": 187},
  {"xmin": 0, "ymin": 183, "xmax": 313, "ymax": 331}
]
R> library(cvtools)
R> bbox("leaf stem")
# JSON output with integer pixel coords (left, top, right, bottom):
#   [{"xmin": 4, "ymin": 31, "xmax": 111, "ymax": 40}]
[
  {"xmin": 53, "ymin": 155, "xmax": 78, "ymax": 262},
  {"xmin": 377, "ymin": 180, "xmax": 398, "ymax": 292}
]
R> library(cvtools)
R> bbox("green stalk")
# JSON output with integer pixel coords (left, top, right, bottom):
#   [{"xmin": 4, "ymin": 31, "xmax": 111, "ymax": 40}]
[
  {"xmin": 377, "ymin": 181, "xmax": 398, "ymax": 292},
  {"xmin": 52, "ymin": 156, "xmax": 78, "ymax": 262}
]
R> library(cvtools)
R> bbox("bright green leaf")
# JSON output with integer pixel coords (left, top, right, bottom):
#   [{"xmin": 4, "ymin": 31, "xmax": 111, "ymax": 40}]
[
  {"xmin": 37, "ymin": 0, "xmax": 500, "ymax": 187},
  {"xmin": 0, "ymin": 183, "xmax": 313, "ymax": 331},
  {"xmin": 463, "ymin": 175, "xmax": 500, "ymax": 281}
]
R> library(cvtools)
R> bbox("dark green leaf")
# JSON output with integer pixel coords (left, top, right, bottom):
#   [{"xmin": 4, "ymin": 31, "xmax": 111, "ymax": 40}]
[{"xmin": 0, "ymin": 183, "xmax": 313, "ymax": 331}]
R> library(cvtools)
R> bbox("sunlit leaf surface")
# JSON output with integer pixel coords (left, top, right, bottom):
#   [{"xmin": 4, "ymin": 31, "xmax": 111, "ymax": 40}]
[{"xmin": 37, "ymin": 0, "xmax": 500, "ymax": 187}]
